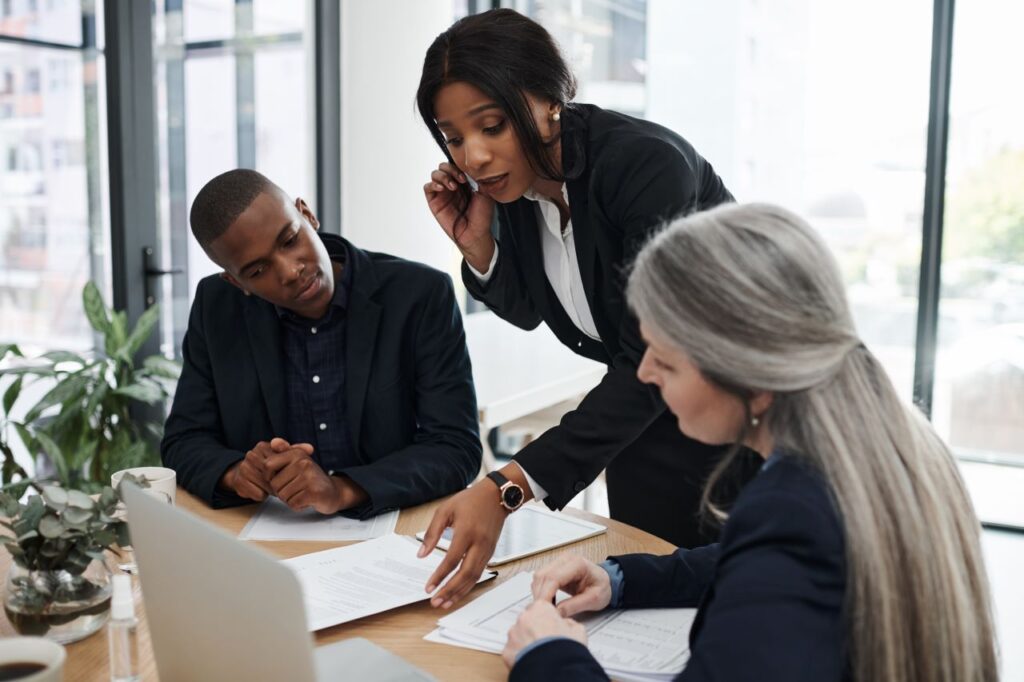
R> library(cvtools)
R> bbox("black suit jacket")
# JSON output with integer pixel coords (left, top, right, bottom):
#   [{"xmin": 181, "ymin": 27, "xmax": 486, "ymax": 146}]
[
  {"xmin": 512, "ymin": 455, "xmax": 849, "ymax": 681},
  {"xmin": 161, "ymin": 234, "xmax": 481, "ymax": 517},
  {"xmin": 463, "ymin": 103, "xmax": 733, "ymax": 507}
]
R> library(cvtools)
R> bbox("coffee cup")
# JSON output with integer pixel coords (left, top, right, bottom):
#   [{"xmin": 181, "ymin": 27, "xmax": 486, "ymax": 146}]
[
  {"xmin": 0, "ymin": 637, "xmax": 65, "ymax": 682},
  {"xmin": 111, "ymin": 466, "xmax": 176, "ymax": 505}
]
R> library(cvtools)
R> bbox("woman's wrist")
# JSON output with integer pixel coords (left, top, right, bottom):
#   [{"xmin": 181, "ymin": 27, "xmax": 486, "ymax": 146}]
[{"xmin": 460, "ymin": 236, "xmax": 496, "ymax": 273}]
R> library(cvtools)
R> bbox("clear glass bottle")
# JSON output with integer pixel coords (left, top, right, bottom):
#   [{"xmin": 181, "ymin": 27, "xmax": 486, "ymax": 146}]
[{"xmin": 107, "ymin": 574, "xmax": 140, "ymax": 682}]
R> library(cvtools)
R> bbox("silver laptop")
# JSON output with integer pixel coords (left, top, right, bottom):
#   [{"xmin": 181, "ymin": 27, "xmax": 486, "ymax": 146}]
[{"xmin": 123, "ymin": 484, "xmax": 436, "ymax": 682}]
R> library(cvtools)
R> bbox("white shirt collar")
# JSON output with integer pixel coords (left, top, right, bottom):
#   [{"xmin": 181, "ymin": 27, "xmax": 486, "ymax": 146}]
[{"xmin": 522, "ymin": 183, "xmax": 569, "ymax": 205}]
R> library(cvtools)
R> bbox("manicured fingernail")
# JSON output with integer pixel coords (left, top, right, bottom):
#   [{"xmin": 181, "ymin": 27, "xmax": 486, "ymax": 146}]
[
  {"xmin": 426, "ymin": 583, "xmax": 436, "ymax": 593},
  {"xmin": 431, "ymin": 597, "xmax": 442, "ymax": 607},
  {"xmin": 442, "ymin": 601, "xmax": 453, "ymax": 610}
]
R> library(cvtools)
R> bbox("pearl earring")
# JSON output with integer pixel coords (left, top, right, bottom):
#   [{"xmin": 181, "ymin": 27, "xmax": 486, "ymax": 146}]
[
  {"xmin": 750, "ymin": 416, "xmax": 760, "ymax": 428},
  {"xmin": 552, "ymin": 111, "xmax": 561, "ymax": 122}
]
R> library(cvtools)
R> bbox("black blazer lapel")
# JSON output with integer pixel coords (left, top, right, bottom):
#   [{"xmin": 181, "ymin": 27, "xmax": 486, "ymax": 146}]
[
  {"xmin": 502, "ymin": 200, "xmax": 552, "ymax": 317},
  {"xmin": 243, "ymin": 298, "xmax": 287, "ymax": 436},
  {"xmin": 565, "ymin": 176, "xmax": 603, "ymax": 322},
  {"xmin": 344, "ymin": 249, "xmax": 382, "ymax": 450}
]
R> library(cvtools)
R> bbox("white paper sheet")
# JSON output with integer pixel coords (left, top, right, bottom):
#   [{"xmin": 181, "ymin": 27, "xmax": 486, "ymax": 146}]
[
  {"xmin": 428, "ymin": 572, "xmax": 696, "ymax": 680},
  {"xmin": 238, "ymin": 497, "xmax": 398, "ymax": 541},
  {"xmin": 281, "ymin": 534, "xmax": 495, "ymax": 631}
]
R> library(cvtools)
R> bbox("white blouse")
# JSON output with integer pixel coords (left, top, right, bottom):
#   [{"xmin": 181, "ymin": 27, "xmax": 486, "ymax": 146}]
[{"xmin": 469, "ymin": 184, "xmax": 602, "ymax": 342}]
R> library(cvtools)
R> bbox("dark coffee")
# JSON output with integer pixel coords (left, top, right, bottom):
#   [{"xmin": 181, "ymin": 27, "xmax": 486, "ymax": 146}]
[{"xmin": 0, "ymin": 662, "xmax": 47, "ymax": 681}]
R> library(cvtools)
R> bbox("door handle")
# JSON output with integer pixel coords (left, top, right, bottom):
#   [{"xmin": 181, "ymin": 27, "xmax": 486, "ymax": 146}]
[{"xmin": 142, "ymin": 246, "xmax": 183, "ymax": 307}]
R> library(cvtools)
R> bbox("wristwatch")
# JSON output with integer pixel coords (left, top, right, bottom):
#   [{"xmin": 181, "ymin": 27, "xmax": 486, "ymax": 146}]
[{"xmin": 486, "ymin": 471, "xmax": 525, "ymax": 512}]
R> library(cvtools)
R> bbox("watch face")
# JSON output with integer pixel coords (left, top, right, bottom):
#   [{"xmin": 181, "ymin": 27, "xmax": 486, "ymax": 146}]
[{"xmin": 502, "ymin": 485, "xmax": 524, "ymax": 509}]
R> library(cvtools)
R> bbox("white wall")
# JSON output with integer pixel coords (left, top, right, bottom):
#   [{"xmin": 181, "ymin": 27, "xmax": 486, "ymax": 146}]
[{"xmin": 340, "ymin": 0, "xmax": 461, "ymax": 279}]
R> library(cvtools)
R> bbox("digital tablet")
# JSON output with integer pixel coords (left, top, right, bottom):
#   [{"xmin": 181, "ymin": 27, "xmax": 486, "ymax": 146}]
[{"xmin": 416, "ymin": 503, "xmax": 607, "ymax": 566}]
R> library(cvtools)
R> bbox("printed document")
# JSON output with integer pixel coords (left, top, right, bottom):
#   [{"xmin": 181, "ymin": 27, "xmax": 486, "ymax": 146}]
[
  {"xmin": 239, "ymin": 497, "xmax": 398, "ymax": 541},
  {"xmin": 281, "ymin": 534, "xmax": 495, "ymax": 631},
  {"xmin": 426, "ymin": 572, "xmax": 695, "ymax": 681}
]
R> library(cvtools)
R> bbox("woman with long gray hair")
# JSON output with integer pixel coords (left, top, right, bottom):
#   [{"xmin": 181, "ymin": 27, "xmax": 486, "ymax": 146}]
[{"xmin": 502, "ymin": 203, "xmax": 998, "ymax": 682}]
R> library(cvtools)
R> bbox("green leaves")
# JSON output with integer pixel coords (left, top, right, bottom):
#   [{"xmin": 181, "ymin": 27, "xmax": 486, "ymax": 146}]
[
  {"xmin": 66, "ymin": 489, "xmax": 94, "ymax": 510},
  {"xmin": 2, "ymin": 484, "xmax": 129, "ymax": 573},
  {"xmin": 0, "ymin": 344, "xmax": 23, "ymax": 361},
  {"xmin": 112, "ymin": 381, "xmax": 165, "ymax": 405},
  {"xmin": 142, "ymin": 355, "xmax": 181, "ymax": 380},
  {"xmin": 33, "ymin": 431, "xmax": 68, "ymax": 485},
  {"xmin": 122, "ymin": 303, "xmax": 160, "ymax": 361},
  {"xmin": 3, "ymin": 376, "xmax": 22, "ymax": 414},
  {"xmin": 82, "ymin": 281, "xmax": 111, "ymax": 336},
  {"xmin": 39, "ymin": 351, "xmax": 87, "ymax": 367},
  {"xmin": 38, "ymin": 515, "xmax": 63, "ymax": 539},
  {"xmin": 61, "ymin": 507, "xmax": 93, "ymax": 528},
  {"xmin": 24, "ymin": 371, "xmax": 93, "ymax": 424},
  {"xmin": 41, "ymin": 486, "xmax": 68, "ymax": 510},
  {"xmin": 104, "ymin": 310, "xmax": 128, "ymax": 359},
  {"xmin": 1, "ymin": 493, "xmax": 21, "ymax": 518},
  {"xmin": 2, "ymin": 281, "xmax": 178, "ymax": 492}
]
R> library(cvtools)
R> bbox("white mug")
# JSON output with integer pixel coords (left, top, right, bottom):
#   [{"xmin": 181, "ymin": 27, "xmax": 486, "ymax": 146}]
[
  {"xmin": 111, "ymin": 466, "xmax": 177, "ymax": 505},
  {"xmin": 0, "ymin": 637, "xmax": 66, "ymax": 682}
]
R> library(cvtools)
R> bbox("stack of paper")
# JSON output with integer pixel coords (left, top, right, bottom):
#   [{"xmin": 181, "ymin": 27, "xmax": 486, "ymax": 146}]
[
  {"xmin": 281, "ymin": 534, "xmax": 495, "ymax": 631},
  {"xmin": 425, "ymin": 572, "xmax": 696, "ymax": 682},
  {"xmin": 239, "ymin": 497, "xmax": 398, "ymax": 541}
]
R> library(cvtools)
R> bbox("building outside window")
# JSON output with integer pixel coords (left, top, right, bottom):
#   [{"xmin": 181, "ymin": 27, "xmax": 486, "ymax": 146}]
[
  {"xmin": 516, "ymin": 0, "xmax": 1023, "ymax": 516},
  {"xmin": 0, "ymin": 0, "xmax": 108, "ymax": 352}
]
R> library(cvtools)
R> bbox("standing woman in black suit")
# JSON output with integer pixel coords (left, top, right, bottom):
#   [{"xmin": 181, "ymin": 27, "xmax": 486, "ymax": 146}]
[{"xmin": 415, "ymin": 8, "xmax": 745, "ymax": 610}]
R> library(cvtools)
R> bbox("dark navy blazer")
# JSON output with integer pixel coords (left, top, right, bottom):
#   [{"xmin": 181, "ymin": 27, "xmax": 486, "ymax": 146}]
[
  {"xmin": 161, "ymin": 234, "xmax": 481, "ymax": 518},
  {"xmin": 511, "ymin": 455, "xmax": 850, "ymax": 681}
]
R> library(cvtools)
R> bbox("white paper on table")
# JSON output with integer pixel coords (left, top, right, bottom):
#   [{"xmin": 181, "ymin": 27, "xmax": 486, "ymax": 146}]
[
  {"xmin": 424, "ymin": 628, "xmax": 497, "ymax": 654},
  {"xmin": 429, "ymin": 572, "xmax": 696, "ymax": 678},
  {"xmin": 238, "ymin": 496, "xmax": 398, "ymax": 541},
  {"xmin": 281, "ymin": 534, "xmax": 496, "ymax": 631}
]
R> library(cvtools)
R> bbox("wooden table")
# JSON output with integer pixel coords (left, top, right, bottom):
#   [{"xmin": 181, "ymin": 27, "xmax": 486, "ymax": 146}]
[{"xmin": 1, "ymin": 490, "xmax": 674, "ymax": 681}]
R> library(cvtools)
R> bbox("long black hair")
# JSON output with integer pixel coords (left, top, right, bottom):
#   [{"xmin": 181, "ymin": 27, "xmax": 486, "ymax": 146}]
[{"xmin": 416, "ymin": 8, "xmax": 577, "ymax": 189}]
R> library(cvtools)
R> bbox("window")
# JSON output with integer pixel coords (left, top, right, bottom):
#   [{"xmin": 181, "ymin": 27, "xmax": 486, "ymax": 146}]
[
  {"xmin": 520, "ymin": 1, "xmax": 1024, "ymax": 530},
  {"xmin": 25, "ymin": 67, "xmax": 40, "ymax": 93},
  {"xmin": 0, "ymin": 5, "xmax": 110, "ymax": 352},
  {"xmin": 934, "ymin": 0, "xmax": 1024, "ymax": 466},
  {"xmin": 511, "ymin": 0, "xmax": 647, "ymax": 116},
  {"xmin": 152, "ymin": 0, "xmax": 315, "ymax": 357},
  {"xmin": 0, "ymin": 0, "xmax": 81, "ymax": 44},
  {"xmin": 523, "ymin": 0, "xmax": 933, "ymax": 402}
]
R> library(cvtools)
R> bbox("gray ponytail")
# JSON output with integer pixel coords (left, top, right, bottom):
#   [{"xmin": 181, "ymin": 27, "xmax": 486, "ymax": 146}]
[{"xmin": 627, "ymin": 203, "xmax": 998, "ymax": 682}]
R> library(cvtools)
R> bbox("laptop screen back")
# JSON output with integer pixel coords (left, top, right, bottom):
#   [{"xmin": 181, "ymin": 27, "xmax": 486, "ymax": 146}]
[{"xmin": 123, "ymin": 484, "xmax": 317, "ymax": 682}]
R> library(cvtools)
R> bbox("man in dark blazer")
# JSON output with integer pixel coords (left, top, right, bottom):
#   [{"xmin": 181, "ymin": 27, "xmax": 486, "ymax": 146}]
[{"xmin": 161, "ymin": 169, "xmax": 481, "ymax": 518}]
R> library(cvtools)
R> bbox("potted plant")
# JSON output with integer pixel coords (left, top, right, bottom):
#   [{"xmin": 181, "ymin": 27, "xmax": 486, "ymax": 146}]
[
  {"xmin": 0, "ymin": 281, "xmax": 180, "ymax": 492},
  {"xmin": 0, "ymin": 482, "xmax": 135, "ymax": 643}
]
